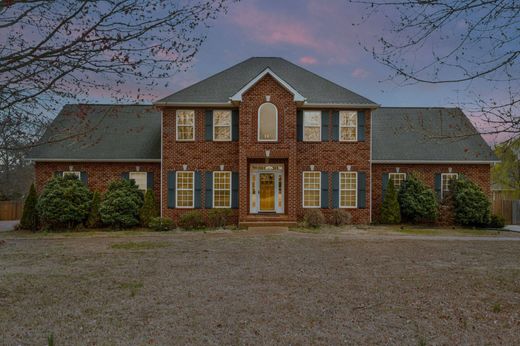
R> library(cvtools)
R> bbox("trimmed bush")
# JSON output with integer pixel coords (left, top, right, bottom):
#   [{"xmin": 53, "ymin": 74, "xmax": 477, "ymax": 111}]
[
  {"xmin": 37, "ymin": 175, "xmax": 91, "ymax": 229},
  {"xmin": 452, "ymin": 178, "xmax": 491, "ymax": 226},
  {"xmin": 488, "ymin": 214, "xmax": 505, "ymax": 229},
  {"xmin": 99, "ymin": 179, "xmax": 143, "ymax": 229},
  {"xmin": 207, "ymin": 208, "xmax": 232, "ymax": 228},
  {"xmin": 20, "ymin": 183, "xmax": 39, "ymax": 231},
  {"xmin": 329, "ymin": 209, "xmax": 352, "ymax": 226},
  {"xmin": 86, "ymin": 191, "xmax": 101, "ymax": 228},
  {"xmin": 304, "ymin": 209, "xmax": 325, "ymax": 228},
  {"xmin": 149, "ymin": 217, "xmax": 175, "ymax": 231},
  {"xmin": 178, "ymin": 211, "xmax": 206, "ymax": 230},
  {"xmin": 398, "ymin": 174, "xmax": 438, "ymax": 223},
  {"xmin": 139, "ymin": 189, "xmax": 159, "ymax": 227},
  {"xmin": 380, "ymin": 179, "xmax": 401, "ymax": 224}
]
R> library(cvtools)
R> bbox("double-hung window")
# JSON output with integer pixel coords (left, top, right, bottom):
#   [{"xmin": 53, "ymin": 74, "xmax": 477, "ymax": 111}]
[
  {"xmin": 213, "ymin": 171, "xmax": 231, "ymax": 208},
  {"xmin": 441, "ymin": 173, "xmax": 458, "ymax": 199},
  {"xmin": 303, "ymin": 111, "xmax": 321, "ymax": 141},
  {"xmin": 176, "ymin": 110, "xmax": 195, "ymax": 141},
  {"xmin": 340, "ymin": 172, "xmax": 357, "ymax": 208},
  {"xmin": 129, "ymin": 172, "xmax": 147, "ymax": 192},
  {"xmin": 340, "ymin": 111, "xmax": 357, "ymax": 141},
  {"xmin": 213, "ymin": 110, "xmax": 231, "ymax": 141},
  {"xmin": 63, "ymin": 171, "xmax": 81, "ymax": 179},
  {"xmin": 388, "ymin": 172, "xmax": 406, "ymax": 189},
  {"xmin": 176, "ymin": 171, "xmax": 194, "ymax": 208},
  {"xmin": 303, "ymin": 171, "xmax": 321, "ymax": 207}
]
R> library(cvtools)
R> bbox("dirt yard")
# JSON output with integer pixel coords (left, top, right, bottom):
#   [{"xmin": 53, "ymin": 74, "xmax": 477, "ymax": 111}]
[{"xmin": 0, "ymin": 228, "xmax": 519, "ymax": 345}]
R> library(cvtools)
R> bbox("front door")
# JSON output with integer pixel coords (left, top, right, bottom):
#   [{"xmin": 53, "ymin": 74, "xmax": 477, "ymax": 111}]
[{"xmin": 259, "ymin": 173, "xmax": 275, "ymax": 211}]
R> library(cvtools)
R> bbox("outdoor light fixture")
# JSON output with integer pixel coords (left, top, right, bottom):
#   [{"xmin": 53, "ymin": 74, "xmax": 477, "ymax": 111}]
[
  {"xmin": 448, "ymin": 167, "xmax": 452, "ymax": 173},
  {"xmin": 265, "ymin": 150, "xmax": 270, "ymax": 158},
  {"xmin": 310, "ymin": 165, "xmax": 315, "ymax": 171},
  {"xmin": 220, "ymin": 165, "xmax": 224, "ymax": 171},
  {"xmin": 265, "ymin": 95, "xmax": 270, "ymax": 102},
  {"xmin": 347, "ymin": 165, "xmax": 352, "ymax": 171},
  {"xmin": 69, "ymin": 165, "xmax": 73, "ymax": 171},
  {"xmin": 136, "ymin": 166, "xmax": 140, "ymax": 172},
  {"xmin": 396, "ymin": 167, "xmax": 400, "ymax": 173},
  {"xmin": 182, "ymin": 164, "xmax": 188, "ymax": 171}
]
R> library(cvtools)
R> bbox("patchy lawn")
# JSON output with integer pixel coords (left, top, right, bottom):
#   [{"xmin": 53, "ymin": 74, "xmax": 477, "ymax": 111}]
[{"xmin": 0, "ymin": 230, "xmax": 519, "ymax": 345}]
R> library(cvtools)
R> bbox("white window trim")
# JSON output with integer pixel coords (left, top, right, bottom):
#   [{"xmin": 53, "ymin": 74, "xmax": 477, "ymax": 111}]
[
  {"xmin": 176, "ymin": 110, "xmax": 195, "ymax": 142},
  {"xmin": 302, "ymin": 171, "xmax": 321, "ymax": 208},
  {"xmin": 63, "ymin": 171, "xmax": 81, "ymax": 178},
  {"xmin": 441, "ymin": 173, "xmax": 459, "ymax": 199},
  {"xmin": 339, "ymin": 171, "xmax": 358, "ymax": 209},
  {"xmin": 212, "ymin": 110, "xmax": 232, "ymax": 142},
  {"xmin": 212, "ymin": 171, "xmax": 232, "ymax": 208},
  {"xmin": 257, "ymin": 103, "xmax": 278, "ymax": 142},
  {"xmin": 339, "ymin": 111, "xmax": 358, "ymax": 142},
  {"xmin": 129, "ymin": 171, "xmax": 148, "ymax": 191},
  {"xmin": 388, "ymin": 172, "xmax": 407, "ymax": 188},
  {"xmin": 303, "ymin": 110, "xmax": 322, "ymax": 142},
  {"xmin": 175, "ymin": 171, "xmax": 195, "ymax": 209}
]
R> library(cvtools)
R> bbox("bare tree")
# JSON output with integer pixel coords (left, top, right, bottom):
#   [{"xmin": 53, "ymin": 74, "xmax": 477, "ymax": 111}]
[{"xmin": 352, "ymin": 0, "xmax": 519, "ymax": 141}]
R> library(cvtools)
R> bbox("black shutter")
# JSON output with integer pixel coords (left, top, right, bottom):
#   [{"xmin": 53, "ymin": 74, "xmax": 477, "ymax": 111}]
[
  {"xmin": 167, "ymin": 171, "xmax": 175, "ymax": 208},
  {"xmin": 205, "ymin": 110, "xmax": 213, "ymax": 141},
  {"xmin": 194, "ymin": 171, "xmax": 202, "ymax": 208},
  {"xmin": 147, "ymin": 172, "xmax": 154, "ymax": 190},
  {"xmin": 321, "ymin": 172, "xmax": 328, "ymax": 208},
  {"xmin": 358, "ymin": 172, "xmax": 366, "ymax": 208},
  {"xmin": 232, "ymin": 109, "xmax": 239, "ymax": 141},
  {"xmin": 435, "ymin": 173, "xmax": 442, "ymax": 200},
  {"xmin": 332, "ymin": 172, "xmax": 339, "ymax": 208},
  {"xmin": 321, "ymin": 111, "xmax": 329, "ymax": 142},
  {"xmin": 382, "ymin": 173, "xmax": 389, "ymax": 201},
  {"xmin": 331, "ymin": 111, "xmax": 339, "ymax": 141},
  {"xmin": 232, "ymin": 172, "xmax": 239, "ymax": 209},
  {"xmin": 80, "ymin": 171, "xmax": 88, "ymax": 185},
  {"xmin": 357, "ymin": 111, "xmax": 365, "ymax": 141},
  {"xmin": 205, "ymin": 171, "xmax": 213, "ymax": 208},
  {"xmin": 121, "ymin": 172, "xmax": 129, "ymax": 180},
  {"xmin": 297, "ymin": 110, "xmax": 303, "ymax": 141},
  {"xmin": 54, "ymin": 171, "xmax": 63, "ymax": 178}
]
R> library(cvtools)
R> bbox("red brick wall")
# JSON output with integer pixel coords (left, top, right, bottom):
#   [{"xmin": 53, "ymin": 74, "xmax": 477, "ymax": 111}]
[
  {"xmin": 371, "ymin": 163, "xmax": 492, "ymax": 222},
  {"xmin": 34, "ymin": 161, "xmax": 161, "ymax": 201}
]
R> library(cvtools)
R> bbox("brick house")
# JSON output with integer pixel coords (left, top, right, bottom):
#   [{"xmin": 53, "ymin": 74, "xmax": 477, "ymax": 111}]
[{"xmin": 27, "ymin": 57, "xmax": 497, "ymax": 226}]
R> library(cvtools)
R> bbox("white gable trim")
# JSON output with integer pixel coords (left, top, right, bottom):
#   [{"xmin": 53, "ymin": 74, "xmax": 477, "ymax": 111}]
[{"xmin": 230, "ymin": 68, "xmax": 306, "ymax": 102}]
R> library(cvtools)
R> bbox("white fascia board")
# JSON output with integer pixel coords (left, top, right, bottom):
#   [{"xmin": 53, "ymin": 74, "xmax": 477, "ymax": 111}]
[
  {"xmin": 371, "ymin": 160, "xmax": 499, "ymax": 164},
  {"xmin": 25, "ymin": 158, "xmax": 161, "ymax": 163},
  {"xmin": 230, "ymin": 68, "xmax": 306, "ymax": 102},
  {"xmin": 300, "ymin": 103, "xmax": 380, "ymax": 109},
  {"xmin": 153, "ymin": 101, "xmax": 233, "ymax": 107}
]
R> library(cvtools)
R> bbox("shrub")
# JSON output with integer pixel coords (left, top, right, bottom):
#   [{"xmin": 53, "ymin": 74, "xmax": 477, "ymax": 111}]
[
  {"xmin": 178, "ymin": 211, "xmax": 206, "ymax": 230},
  {"xmin": 452, "ymin": 178, "xmax": 491, "ymax": 226},
  {"xmin": 304, "ymin": 209, "xmax": 325, "ymax": 228},
  {"xmin": 398, "ymin": 174, "xmax": 438, "ymax": 223},
  {"xmin": 99, "ymin": 179, "xmax": 143, "ymax": 229},
  {"xmin": 20, "ymin": 183, "xmax": 39, "ymax": 231},
  {"xmin": 37, "ymin": 175, "xmax": 91, "ymax": 229},
  {"xmin": 149, "ymin": 217, "xmax": 175, "ymax": 231},
  {"xmin": 139, "ymin": 189, "xmax": 159, "ymax": 227},
  {"xmin": 207, "ymin": 208, "xmax": 232, "ymax": 228},
  {"xmin": 488, "ymin": 214, "xmax": 505, "ymax": 229},
  {"xmin": 380, "ymin": 179, "xmax": 401, "ymax": 224},
  {"xmin": 86, "ymin": 191, "xmax": 101, "ymax": 228},
  {"xmin": 329, "ymin": 209, "xmax": 352, "ymax": 226}
]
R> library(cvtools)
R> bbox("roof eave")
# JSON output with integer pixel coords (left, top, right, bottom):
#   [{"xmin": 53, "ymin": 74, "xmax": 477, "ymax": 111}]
[
  {"xmin": 371, "ymin": 159, "xmax": 499, "ymax": 164},
  {"xmin": 301, "ymin": 103, "xmax": 380, "ymax": 109},
  {"xmin": 25, "ymin": 158, "xmax": 161, "ymax": 163},
  {"xmin": 153, "ymin": 101, "xmax": 235, "ymax": 108}
]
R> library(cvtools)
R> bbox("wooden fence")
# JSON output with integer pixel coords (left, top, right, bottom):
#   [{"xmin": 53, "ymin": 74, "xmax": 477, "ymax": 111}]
[
  {"xmin": 0, "ymin": 200, "xmax": 24, "ymax": 221},
  {"xmin": 492, "ymin": 199, "xmax": 520, "ymax": 225}
]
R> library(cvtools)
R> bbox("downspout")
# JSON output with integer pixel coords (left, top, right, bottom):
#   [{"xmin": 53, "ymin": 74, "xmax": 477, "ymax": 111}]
[{"xmin": 369, "ymin": 109, "xmax": 373, "ymax": 224}]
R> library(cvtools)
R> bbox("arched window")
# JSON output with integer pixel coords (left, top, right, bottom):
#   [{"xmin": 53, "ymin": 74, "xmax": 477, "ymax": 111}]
[{"xmin": 258, "ymin": 103, "xmax": 278, "ymax": 141}]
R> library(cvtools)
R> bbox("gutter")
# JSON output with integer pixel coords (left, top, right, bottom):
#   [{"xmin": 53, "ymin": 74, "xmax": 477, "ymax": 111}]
[
  {"xmin": 371, "ymin": 160, "xmax": 500, "ymax": 164},
  {"xmin": 25, "ymin": 158, "xmax": 161, "ymax": 163}
]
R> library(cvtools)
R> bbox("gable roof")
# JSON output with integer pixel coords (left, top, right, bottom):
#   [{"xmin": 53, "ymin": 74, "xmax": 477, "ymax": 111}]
[
  {"xmin": 372, "ymin": 107, "xmax": 497, "ymax": 162},
  {"xmin": 26, "ymin": 104, "xmax": 161, "ymax": 161},
  {"xmin": 155, "ymin": 57, "xmax": 377, "ymax": 107}
]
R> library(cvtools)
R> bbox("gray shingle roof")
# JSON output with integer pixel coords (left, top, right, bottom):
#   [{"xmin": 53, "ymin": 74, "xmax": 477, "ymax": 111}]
[
  {"xmin": 155, "ymin": 57, "xmax": 377, "ymax": 105},
  {"xmin": 27, "ymin": 104, "xmax": 160, "ymax": 161},
  {"xmin": 372, "ymin": 107, "xmax": 497, "ymax": 162}
]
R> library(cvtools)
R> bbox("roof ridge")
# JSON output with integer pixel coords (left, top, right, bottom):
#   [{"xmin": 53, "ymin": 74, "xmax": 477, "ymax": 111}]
[{"xmin": 65, "ymin": 103, "xmax": 153, "ymax": 107}]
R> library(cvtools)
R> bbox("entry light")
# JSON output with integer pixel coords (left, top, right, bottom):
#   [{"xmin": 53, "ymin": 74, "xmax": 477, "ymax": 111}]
[
  {"xmin": 347, "ymin": 165, "xmax": 352, "ymax": 171},
  {"xmin": 310, "ymin": 165, "xmax": 315, "ymax": 171},
  {"xmin": 182, "ymin": 164, "xmax": 188, "ymax": 171},
  {"xmin": 396, "ymin": 167, "xmax": 400, "ymax": 173},
  {"xmin": 220, "ymin": 165, "xmax": 224, "ymax": 171},
  {"xmin": 265, "ymin": 150, "xmax": 270, "ymax": 158}
]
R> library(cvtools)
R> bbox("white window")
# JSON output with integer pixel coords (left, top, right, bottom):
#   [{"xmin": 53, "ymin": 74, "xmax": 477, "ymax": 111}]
[
  {"xmin": 258, "ymin": 103, "xmax": 278, "ymax": 141},
  {"xmin": 213, "ymin": 110, "xmax": 231, "ymax": 141},
  {"xmin": 63, "ymin": 171, "xmax": 81, "ymax": 178},
  {"xmin": 340, "ymin": 111, "xmax": 357, "ymax": 141},
  {"xmin": 340, "ymin": 172, "xmax": 357, "ymax": 208},
  {"xmin": 129, "ymin": 172, "xmax": 147, "ymax": 192},
  {"xmin": 213, "ymin": 171, "xmax": 231, "ymax": 208},
  {"xmin": 303, "ymin": 111, "xmax": 321, "ymax": 141},
  {"xmin": 388, "ymin": 172, "xmax": 407, "ymax": 189},
  {"xmin": 303, "ymin": 171, "xmax": 321, "ymax": 208},
  {"xmin": 176, "ymin": 171, "xmax": 194, "ymax": 208},
  {"xmin": 176, "ymin": 110, "xmax": 195, "ymax": 141},
  {"xmin": 441, "ymin": 173, "xmax": 458, "ymax": 198}
]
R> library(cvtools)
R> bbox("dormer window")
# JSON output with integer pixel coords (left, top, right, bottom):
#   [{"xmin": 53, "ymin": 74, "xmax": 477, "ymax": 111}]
[{"xmin": 258, "ymin": 103, "xmax": 278, "ymax": 141}]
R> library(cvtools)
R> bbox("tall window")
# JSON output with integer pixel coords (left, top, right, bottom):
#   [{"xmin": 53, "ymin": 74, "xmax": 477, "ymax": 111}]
[
  {"xmin": 441, "ymin": 173, "xmax": 458, "ymax": 199},
  {"xmin": 258, "ymin": 103, "xmax": 277, "ymax": 141},
  {"xmin": 176, "ymin": 110, "xmax": 195, "ymax": 141},
  {"xmin": 129, "ymin": 172, "xmax": 147, "ymax": 192},
  {"xmin": 340, "ymin": 111, "xmax": 357, "ymax": 141},
  {"xmin": 303, "ymin": 171, "xmax": 321, "ymax": 208},
  {"xmin": 213, "ymin": 110, "xmax": 231, "ymax": 141},
  {"xmin": 176, "ymin": 171, "xmax": 194, "ymax": 208},
  {"xmin": 213, "ymin": 171, "xmax": 231, "ymax": 208},
  {"xmin": 63, "ymin": 171, "xmax": 81, "ymax": 178},
  {"xmin": 303, "ymin": 111, "xmax": 321, "ymax": 141},
  {"xmin": 388, "ymin": 172, "xmax": 406, "ymax": 189},
  {"xmin": 340, "ymin": 172, "xmax": 357, "ymax": 208}
]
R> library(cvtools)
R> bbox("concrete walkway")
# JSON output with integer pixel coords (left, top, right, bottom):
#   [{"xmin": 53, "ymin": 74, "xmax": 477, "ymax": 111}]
[
  {"xmin": 504, "ymin": 225, "xmax": 520, "ymax": 233},
  {"xmin": 0, "ymin": 221, "xmax": 18, "ymax": 232}
]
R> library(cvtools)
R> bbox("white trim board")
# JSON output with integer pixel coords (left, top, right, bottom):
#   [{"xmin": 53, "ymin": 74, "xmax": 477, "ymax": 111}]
[
  {"xmin": 371, "ymin": 160, "xmax": 498, "ymax": 164},
  {"xmin": 26, "ymin": 158, "xmax": 161, "ymax": 162}
]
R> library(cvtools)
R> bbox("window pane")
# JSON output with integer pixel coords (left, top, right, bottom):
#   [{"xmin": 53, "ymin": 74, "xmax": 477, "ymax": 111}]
[
  {"xmin": 340, "ymin": 111, "xmax": 357, "ymax": 126},
  {"xmin": 340, "ymin": 172, "xmax": 357, "ymax": 208},
  {"xmin": 213, "ymin": 172, "xmax": 231, "ymax": 208},
  {"xmin": 389, "ymin": 173, "xmax": 406, "ymax": 189},
  {"xmin": 303, "ymin": 172, "xmax": 321, "ymax": 207},
  {"xmin": 258, "ymin": 103, "xmax": 277, "ymax": 141},
  {"xmin": 129, "ymin": 172, "xmax": 147, "ymax": 191},
  {"xmin": 340, "ymin": 127, "xmax": 357, "ymax": 141},
  {"xmin": 214, "ymin": 126, "xmax": 231, "ymax": 141},
  {"xmin": 177, "ymin": 110, "xmax": 194, "ymax": 125},
  {"xmin": 214, "ymin": 111, "xmax": 231, "ymax": 126},
  {"xmin": 304, "ymin": 127, "xmax": 320, "ymax": 141},
  {"xmin": 304, "ymin": 111, "xmax": 321, "ymax": 126},
  {"xmin": 63, "ymin": 171, "xmax": 81, "ymax": 178}
]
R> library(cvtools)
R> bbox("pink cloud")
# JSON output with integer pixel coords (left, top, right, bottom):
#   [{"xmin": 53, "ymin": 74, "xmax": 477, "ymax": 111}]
[
  {"xmin": 299, "ymin": 56, "xmax": 318, "ymax": 65},
  {"xmin": 352, "ymin": 67, "xmax": 369, "ymax": 79}
]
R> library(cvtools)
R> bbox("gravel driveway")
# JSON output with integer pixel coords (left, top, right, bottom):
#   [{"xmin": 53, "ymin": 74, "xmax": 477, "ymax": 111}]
[{"xmin": 0, "ymin": 230, "xmax": 519, "ymax": 345}]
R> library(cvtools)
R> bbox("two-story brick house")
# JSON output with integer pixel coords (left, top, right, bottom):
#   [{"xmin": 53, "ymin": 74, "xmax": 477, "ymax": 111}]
[{"xmin": 28, "ymin": 57, "xmax": 497, "ymax": 226}]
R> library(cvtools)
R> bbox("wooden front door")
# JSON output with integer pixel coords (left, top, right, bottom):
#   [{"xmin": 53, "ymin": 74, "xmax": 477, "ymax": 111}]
[{"xmin": 259, "ymin": 173, "xmax": 275, "ymax": 211}]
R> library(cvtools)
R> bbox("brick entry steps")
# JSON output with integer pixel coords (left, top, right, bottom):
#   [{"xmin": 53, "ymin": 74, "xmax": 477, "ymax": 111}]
[
  {"xmin": 246, "ymin": 226, "xmax": 289, "ymax": 233},
  {"xmin": 240, "ymin": 215, "xmax": 297, "ymax": 228}
]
